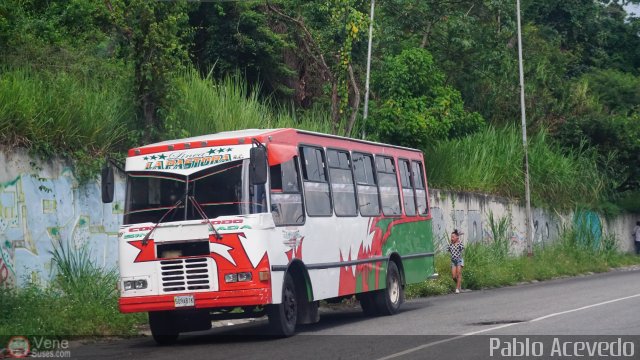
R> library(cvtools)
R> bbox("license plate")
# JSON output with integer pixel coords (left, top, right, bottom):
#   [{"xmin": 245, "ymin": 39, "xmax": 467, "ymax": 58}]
[{"xmin": 174, "ymin": 295, "xmax": 195, "ymax": 308}]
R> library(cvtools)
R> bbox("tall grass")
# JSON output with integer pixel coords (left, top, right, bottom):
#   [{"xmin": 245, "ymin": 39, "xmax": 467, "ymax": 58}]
[
  {"xmin": 49, "ymin": 240, "xmax": 118, "ymax": 303},
  {"xmin": 424, "ymin": 126, "xmax": 608, "ymax": 209},
  {"xmin": 0, "ymin": 68, "xmax": 133, "ymax": 156},
  {"xmin": 487, "ymin": 211, "xmax": 511, "ymax": 260},
  {"xmin": 166, "ymin": 69, "xmax": 332, "ymax": 138},
  {"xmin": 0, "ymin": 240, "xmax": 145, "ymax": 337},
  {"xmin": 407, "ymin": 220, "xmax": 640, "ymax": 298}
]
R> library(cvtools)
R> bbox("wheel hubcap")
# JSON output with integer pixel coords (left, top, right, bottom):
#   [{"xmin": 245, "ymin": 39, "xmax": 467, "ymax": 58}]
[
  {"xmin": 389, "ymin": 275, "xmax": 399, "ymax": 304},
  {"xmin": 284, "ymin": 287, "xmax": 296, "ymax": 323}
]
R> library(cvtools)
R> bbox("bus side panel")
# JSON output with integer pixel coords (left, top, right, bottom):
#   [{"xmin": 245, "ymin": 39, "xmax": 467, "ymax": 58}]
[
  {"xmin": 267, "ymin": 216, "xmax": 434, "ymax": 302},
  {"xmin": 381, "ymin": 218, "xmax": 435, "ymax": 284}
]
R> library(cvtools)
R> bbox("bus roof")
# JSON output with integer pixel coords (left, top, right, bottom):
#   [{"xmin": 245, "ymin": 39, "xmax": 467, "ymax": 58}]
[
  {"xmin": 295, "ymin": 129, "xmax": 421, "ymax": 153},
  {"xmin": 128, "ymin": 128, "xmax": 421, "ymax": 157},
  {"xmin": 140, "ymin": 129, "xmax": 277, "ymax": 147}
]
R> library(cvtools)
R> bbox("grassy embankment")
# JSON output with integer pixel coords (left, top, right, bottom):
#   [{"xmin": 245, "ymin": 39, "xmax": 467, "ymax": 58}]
[
  {"xmin": 407, "ymin": 217, "xmax": 640, "ymax": 297},
  {"xmin": 0, "ymin": 67, "xmax": 331, "ymax": 180},
  {"xmin": 424, "ymin": 126, "xmax": 609, "ymax": 210}
]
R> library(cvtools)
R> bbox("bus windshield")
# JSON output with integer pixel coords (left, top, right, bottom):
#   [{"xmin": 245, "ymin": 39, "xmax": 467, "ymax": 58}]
[{"xmin": 124, "ymin": 159, "xmax": 267, "ymax": 225}]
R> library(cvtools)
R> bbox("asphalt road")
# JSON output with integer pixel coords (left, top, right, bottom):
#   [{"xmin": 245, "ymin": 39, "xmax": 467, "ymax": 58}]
[{"xmin": 69, "ymin": 268, "xmax": 640, "ymax": 360}]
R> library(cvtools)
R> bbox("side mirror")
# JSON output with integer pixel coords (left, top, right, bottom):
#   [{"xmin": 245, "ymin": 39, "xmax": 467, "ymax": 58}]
[
  {"xmin": 249, "ymin": 146, "xmax": 268, "ymax": 185},
  {"xmin": 101, "ymin": 165, "xmax": 115, "ymax": 203}
]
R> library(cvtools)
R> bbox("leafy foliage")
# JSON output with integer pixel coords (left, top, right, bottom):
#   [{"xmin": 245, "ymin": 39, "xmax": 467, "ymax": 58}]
[
  {"xmin": 267, "ymin": 0, "xmax": 368, "ymax": 136},
  {"xmin": 368, "ymin": 48, "xmax": 484, "ymax": 148},
  {"xmin": 556, "ymin": 69, "xmax": 640, "ymax": 196},
  {"xmin": 108, "ymin": 0, "xmax": 191, "ymax": 142},
  {"xmin": 189, "ymin": 2, "xmax": 293, "ymax": 97},
  {"xmin": 0, "ymin": 0, "xmax": 114, "ymax": 66},
  {"xmin": 1, "ymin": 0, "xmax": 640, "ymax": 205}
]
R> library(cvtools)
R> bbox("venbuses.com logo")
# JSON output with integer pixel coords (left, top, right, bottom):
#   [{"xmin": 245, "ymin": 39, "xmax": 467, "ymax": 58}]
[{"xmin": 6, "ymin": 336, "xmax": 30, "ymax": 358}]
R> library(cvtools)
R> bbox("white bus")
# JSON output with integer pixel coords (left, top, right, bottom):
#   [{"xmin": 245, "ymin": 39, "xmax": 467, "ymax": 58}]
[{"xmin": 102, "ymin": 128, "xmax": 436, "ymax": 344}]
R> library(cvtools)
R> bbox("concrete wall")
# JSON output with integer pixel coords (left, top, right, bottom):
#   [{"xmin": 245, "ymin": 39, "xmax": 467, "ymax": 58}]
[
  {"xmin": 429, "ymin": 189, "xmax": 638, "ymax": 254},
  {"xmin": 0, "ymin": 150, "xmax": 125, "ymax": 287},
  {"xmin": 0, "ymin": 151, "xmax": 637, "ymax": 287}
]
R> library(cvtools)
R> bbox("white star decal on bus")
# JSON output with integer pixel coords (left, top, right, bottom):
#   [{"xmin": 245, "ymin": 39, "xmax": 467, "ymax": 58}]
[
  {"xmin": 240, "ymin": 234, "xmax": 268, "ymax": 269},
  {"xmin": 363, "ymin": 227, "xmax": 376, "ymax": 254},
  {"xmin": 209, "ymin": 243, "xmax": 236, "ymax": 266}
]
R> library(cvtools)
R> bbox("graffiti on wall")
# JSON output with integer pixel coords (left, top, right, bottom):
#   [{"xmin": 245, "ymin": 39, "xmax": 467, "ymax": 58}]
[
  {"xmin": 0, "ymin": 164, "xmax": 124, "ymax": 287},
  {"xmin": 0, "ymin": 177, "xmax": 20, "ymax": 287},
  {"xmin": 0, "ymin": 237, "xmax": 15, "ymax": 287},
  {"xmin": 428, "ymin": 193, "xmax": 574, "ymax": 255}
]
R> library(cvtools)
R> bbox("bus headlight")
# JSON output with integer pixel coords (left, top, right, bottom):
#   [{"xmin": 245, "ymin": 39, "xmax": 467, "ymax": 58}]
[
  {"xmin": 134, "ymin": 279, "xmax": 148, "ymax": 289},
  {"xmin": 124, "ymin": 281, "xmax": 134, "ymax": 291},
  {"xmin": 123, "ymin": 278, "xmax": 148, "ymax": 291},
  {"xmin": 224, "ymin": 272, "xmax": 252, "ymax": 283}
]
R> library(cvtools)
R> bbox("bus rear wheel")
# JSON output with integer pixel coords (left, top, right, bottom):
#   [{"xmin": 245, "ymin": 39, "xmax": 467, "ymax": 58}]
[
  {"xmin": 267, "ymin": 272, "xmax": 297, "ymax": 337},
  {"xmin": 149, "ymin": 311, "xmax": 179, "ymax": 345},
  {"xmin": 374, "ymin": 261, "xmax": 403, "ymax": 315}
]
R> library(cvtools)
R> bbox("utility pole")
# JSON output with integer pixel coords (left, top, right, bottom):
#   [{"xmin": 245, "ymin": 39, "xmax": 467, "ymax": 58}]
[
  {"xmin": 361, "ymin": 0, "xmax": 375, "ymax": 139},
  {"xmin": 516, "ymin": 0, "xmax": 533, "ymax": 256}
]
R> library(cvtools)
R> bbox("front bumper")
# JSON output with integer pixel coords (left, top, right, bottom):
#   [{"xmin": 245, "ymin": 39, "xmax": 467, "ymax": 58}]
[{"xmin": 119, "ymin": 288, "xmax": 271, "ymax": 313}]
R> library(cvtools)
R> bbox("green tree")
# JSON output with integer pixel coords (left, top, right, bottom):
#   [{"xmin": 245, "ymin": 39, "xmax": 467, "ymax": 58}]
[
  {"xmin": 189, "ymin": 2, "xmax": 293, "ymax": 98},
  {"xmin": 523, "ymin": 0, "xmax": 640, "ymax": 73},
  {"xmin": 368, "ymin": 48, "xmax": 484, "ymax": 148},
  {"xmin": 0, "ymin": 0, "xmax": 115, "ymax": 70},
  {"xmin": 106, "ymin": 0, "xmax": 191, "ymax": 141},
  {"xmin": 267, "ymin": 0, "xmax": 368, "ymax": 136},
  {"xmin": 557, "ymin": 70, "xmax": 640, "ymax": 193}
]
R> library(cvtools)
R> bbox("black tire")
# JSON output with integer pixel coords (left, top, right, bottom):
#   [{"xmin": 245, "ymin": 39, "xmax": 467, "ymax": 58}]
[
  {"xmin": 357, "ymin": 292, "xmax": 379, "ymax": 316},
  {"xmin": 149, "ymin": 311, "xmax": 179, "ymax": 345},
  {"xmin": 373, "ymin": 261, "xmax": 404, "ymax": 315},
  {"xmin": 267, "ymin": 272, "xmax": 297, "ymax": 337}
]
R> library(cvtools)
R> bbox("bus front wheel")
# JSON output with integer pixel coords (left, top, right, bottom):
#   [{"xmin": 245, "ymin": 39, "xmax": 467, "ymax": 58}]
[
  {"xmin": 267, "ymin": 272, "xmax": 297, "ymax": 336},
  {"xmin": 374, "ymin": 261, "xmax": 404, "ymax": 315},
  {"xmin": 149, "ymin": 311, "xmax": 179, "ymax": 345}
]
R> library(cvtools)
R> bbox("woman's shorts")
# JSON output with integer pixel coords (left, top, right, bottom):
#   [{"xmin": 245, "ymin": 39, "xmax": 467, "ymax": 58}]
[{"xmin": 451, "ymin": 258, "xmax": 464, "ymax": 267}]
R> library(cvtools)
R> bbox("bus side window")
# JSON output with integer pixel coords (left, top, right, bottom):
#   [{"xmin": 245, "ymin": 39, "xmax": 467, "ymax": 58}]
[
  {"xmin": 270, "ymin": 158, "xmax": 304, "ymax": 226},
  {"xmin": 412, "ymin": 161, "xmax": 429, "ymax": 216},
  {"xmin": 300, "ymin": 146, "xmax": 332, "ymax": 216},
  {"xmin": 399, "ymin": 159, "xmax": 416, "ymax": 216},
  {"xmin": 376, "ymin": 156, "xmax": 401, "ymax": 216},
  {"xmin": 327, "ymin": 149, "xmax": 357, "ymax": 216},
  {"xmin": 352, "ymin": 152, "xmax": 380, "ymax": 216}
]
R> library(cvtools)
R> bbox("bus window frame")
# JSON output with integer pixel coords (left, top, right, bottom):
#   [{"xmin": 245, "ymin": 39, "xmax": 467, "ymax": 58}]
[
  {"xmin": 398, "ymin": 157, "xmax": 418, "ymax": 217},
  {"xmin": 351, "ymin": 151, "xmax": 382, "ymax": 217},
  {"xmin": 270, "ymin": 155, "xmax": 306, "ymax": 227},
  {"xmin": 374, "ymin": 154, "xmax": 402, "ymax": 217},
  {"xmin": 326, "ymin": 147, "xmax": 358, "ymax": 218},
  {"xmin": 299, "ymin": 144, "xmax": 334, "ymax": 217},
  {"xmin": 411, "ymin": 160, "xmax": 429, "ymax": 217}
]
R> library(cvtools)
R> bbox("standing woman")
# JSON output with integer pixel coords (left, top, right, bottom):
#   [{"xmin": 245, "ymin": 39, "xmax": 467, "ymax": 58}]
[{"xmin": 447, "ymin": 229, "xmax": 465, "ymax": 293}]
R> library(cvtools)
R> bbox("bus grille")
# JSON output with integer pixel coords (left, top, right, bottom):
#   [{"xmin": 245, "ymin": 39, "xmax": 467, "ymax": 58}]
[{"xmin": 160, "ymin": 258, "xmax": 211, "ymax": 292}]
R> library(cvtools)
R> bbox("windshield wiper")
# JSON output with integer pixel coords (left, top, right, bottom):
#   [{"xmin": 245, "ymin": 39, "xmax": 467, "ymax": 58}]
[
  {"xmin": 189, "ymin": 195, "xmax": 223, "ymax": 240},
  {"xmin": 141, "ymin": 198, "xmax": 184, "ymax": 246}
]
